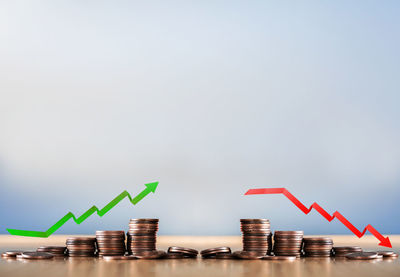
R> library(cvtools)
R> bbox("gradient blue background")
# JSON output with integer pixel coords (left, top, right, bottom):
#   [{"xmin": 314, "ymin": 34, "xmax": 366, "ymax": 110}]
[{"xmin": 0, "ymin": 1, "xmax": 399, "ymax": 235}]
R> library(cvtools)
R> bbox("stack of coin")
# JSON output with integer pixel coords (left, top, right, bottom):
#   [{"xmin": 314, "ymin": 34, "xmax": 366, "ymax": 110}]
[
  {"xmin": 240, "ymin": 219, "xmax": 272, "ymax": 256},
  {"xmin": 66, "ymin": 237, "xmax": 96, "ymax": 257},
  {"xmin": 37, "ymin": 246, "xmax": 67, "ymax": 257},
  {"xmin": 333, "ymin": 246, "xmax": 362, "ymax": 257},
  {"xmin": 127, "ymin": 218, "xmax": 159, "ymax": 255},
  {"xmin": 273, "ymin": 231, "xmax": 303, "ymax": 257},
  {"xmin": 96, "ymin": 230, "xmax": 126, "ymax": 256},
  {"xmin": 302, "ymin": 237, "xmax": 333, "ymax": 257}
]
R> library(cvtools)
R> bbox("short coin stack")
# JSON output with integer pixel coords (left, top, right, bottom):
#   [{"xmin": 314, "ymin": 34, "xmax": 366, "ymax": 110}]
[
  {"xmin": 240, "ymin": 219, "xmax": 272, "ymax": 256},
  {"xmin": 96, "ymin": 230, "xmax": 126, "ymax": 256},
  {"xmin": 127, "ymin": 218, "xmax": 159, "ymax": 256},
  {"xmin": 273, "ymin": 231, "xmax": 303, "ymax": 257},
  {"xmin": 66, "ymin": 237, "xmax": 96, "ymax": 257},
  {"xmin": 37, "ymin": 246, "xmax": 67, "ymax": 257},
  {"xmin": 333, "ymin": 246, "xmax": 362, "ymax": 257},
  {"xmin": 302, "ymin": 237, "xmax": 333, "ymax": 257},
  {"xmin": 168, "ymin": 246, "xmax": 198, "ymax": 258},
  {"xmin": 201, "ymin": 247, "xmax": 231, "ymax": 258}
]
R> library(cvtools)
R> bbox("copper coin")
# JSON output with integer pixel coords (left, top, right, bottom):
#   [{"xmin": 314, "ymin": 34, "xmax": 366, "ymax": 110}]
[
  {"xmin": 346, "ymin": 252, "xmax": 378, "ymax": 260},
  {"xmin": 168, "ymin": 246, "xmax": 198, "ymax": 256},
  {"xmin": 240, "ymin": 219, "xmax": 270, "ymax": 223},
  {"xmin": 102, "ymin": 255, "xmax": 136, "ymax": 260},
  {"xmin": 303, "ymin": 237, "xmax": 332, "ymax": 242},
  {"xmin": 333, "ymin": 246, "xmax": 362, "ymax": 251},
  {"xmin": 96, "ymin": 230, "xmax": 125, "ymax": 235},
  {"xmin": 37, "ymin": 246, "xmax": 66, "ymax": 252},
  {"xmin": 96, "ymin": 237, "xmax": 125, "ymax": 241},
  {"xmin": 66, "ymin": 245, "xmax": 96, "ymax": 250},
  {"xmin": 164, "ymin": 253, "xmax": 187, "ymax": 259},
  {"xmin": 21, "ymin": 252, "xmax": 54, "ymax": 259},
  {"xmin": 3, "ymin": 251, "xmax": 23, "ymax": 257},
  {"xmin": 215, "ymin": 253, "xmax": 236, "ymax": 259},
  {"xmin": 233, "ymin": 251, "xmax": 265, "ymax": 260},
  {"xmin": 129, "ymin": 218, "xmax": 159, "ymax": 222},
  {"xmin": 304, "ymin": 245, "xmax": 333, "ymax": 250},
  {"xmin": 200, "ymin": 247, "xmax": 231, "ymax": 256},
  {"xmin": 66, "ymin": 237, "xmax": 96, "ymax": 244},
  {"xmin": 275, "ymin": 231, "xmax": 303, "ymax": 235},
  {"xmin": 134, "ymin": 250, "xmax": 166, "ymax": 259},
  {"xmin": 68, "ymin": 253, "xmax": 96, "ymax": 257},
  {"xmin": 2, "ymin": 252, "xmax": 22, "ymax": 258},
  {"xmin": 375, "ymin": 251, "xmax": 394, "ymax": 257},
  {"xmin": 262, "ymin": 255, "xmax": 297, "ymax": 261}
]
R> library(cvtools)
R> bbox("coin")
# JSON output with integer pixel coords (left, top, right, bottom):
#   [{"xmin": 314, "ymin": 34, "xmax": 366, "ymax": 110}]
[
  {"xmin": 233, "ymin": 251, "xmax": 265, "ymax": 260},
  {"xmin": 37, "ymin": 246, "xmax": 66, "ymax": 257},
  {"xmin": 102, "ymin": 255, "xmax": 137, "ymax": 260},
  {"xmin": 262, "ymin": 255, "xmax": 297, "ymax": 261},
  {"xmin": 134, "ymin": 250, "xmax": 167, "ymax": 259},
  {"xmin": 96, "ymin": 230, "xmax": 125, "ymax": 236},
  {"xmin": 215, "ymin": 253, "xmax": 236, "ymax": 259},
  {"xmin": 346, "ymin": 252, "xmax": 379, "ymax": 260},
  {"xmin": 333, "ymin": 246, "xmax": 362, "ymax": 257},
  {"xmin": 1, "ymin": 251, "xmax": 23, "ymax": 258},
  {"xmin": 168, "ymin": 246, "xmax": 198, "ymax": 257},
  {"xmin": 375, "ymin": 251, "xmax": 398, "ymax": 258},
  {"xmin": 164, "ymin": 253, "xmax": 186, "ymax": 259},
  {"xmin": 201, "ymin": 247, "xmax": 231, "ymax": 258},
  {"xmin": 21, "ymin": 252, "xmax": 54, "ymax": 260}
]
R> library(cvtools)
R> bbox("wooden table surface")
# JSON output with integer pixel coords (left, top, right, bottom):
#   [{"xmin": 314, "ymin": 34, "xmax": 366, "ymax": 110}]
[{"xmin": 1, "ymin": 235, "xmax": 399, "ymax": 277}]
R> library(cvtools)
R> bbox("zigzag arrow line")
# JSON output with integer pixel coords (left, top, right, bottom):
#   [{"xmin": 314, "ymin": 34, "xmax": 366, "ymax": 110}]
[
  {"xmin": 245, "ymin": 188, "xmax": 392, "ymax": 248},
  {"xmin": 6, "ymin": 181, "xmax": 159, "ymax": 238}
]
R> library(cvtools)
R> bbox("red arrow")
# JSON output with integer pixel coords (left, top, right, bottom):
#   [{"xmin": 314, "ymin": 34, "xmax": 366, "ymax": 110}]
[{"xmin": 245, "ymin": 188, "xmax": 392, "ymax": 248}]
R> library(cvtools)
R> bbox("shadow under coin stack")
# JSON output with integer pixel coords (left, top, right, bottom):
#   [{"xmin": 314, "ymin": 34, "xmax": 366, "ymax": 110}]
[
  {"xmin": 240, "ymin": 219, "xmax": 272, "ymax": 256},
  {"xmin": 127, "ymin": 218, "xmax": 159, "ymax": 256},
  {"xmin": 333, "ymin": 246, "xmax": 362, "ymax": 257},
  {"xmin": 66, "ymin": 237, "xmax": 96, "ymax": 257},
  {"xmin": 273, "ymin": 231, "xmax": 303, "ymax": 258},
  {"xmin": 37, "ymin": 246, "xmax": 67, "ymax": 257},
  {"xmin": 96, "ymin": 231, "xmax": 126, "ymax": 257},
  {"xmin": 302, "ymin": 237, "xmax": 333, "ymax": 257}
]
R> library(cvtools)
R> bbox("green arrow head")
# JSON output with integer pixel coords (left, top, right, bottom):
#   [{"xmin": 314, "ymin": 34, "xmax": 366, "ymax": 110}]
[{"xmin": 145, "ymin": 181, "xmax": 159, "ymax": 193}]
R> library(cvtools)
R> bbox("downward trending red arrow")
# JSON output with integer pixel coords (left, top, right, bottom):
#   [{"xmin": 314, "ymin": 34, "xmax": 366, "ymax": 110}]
[{"xmin": 245, "ymin": 188, "xmax": 392, "ymax": 248}]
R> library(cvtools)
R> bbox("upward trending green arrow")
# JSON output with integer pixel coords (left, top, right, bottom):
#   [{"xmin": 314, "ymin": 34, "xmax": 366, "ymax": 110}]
[{"xmin": 6, "ymin": 181, "xmax": 159, "ymax": 238}]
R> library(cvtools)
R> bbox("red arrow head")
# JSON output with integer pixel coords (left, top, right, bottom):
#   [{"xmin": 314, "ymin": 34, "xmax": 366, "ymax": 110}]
[{"xmin": 378, "ymin": 237, "xmax": 392, "ymax": 248}]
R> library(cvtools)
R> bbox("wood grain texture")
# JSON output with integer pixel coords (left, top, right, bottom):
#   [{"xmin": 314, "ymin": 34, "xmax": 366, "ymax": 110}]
[{"xmin": 0, "ymin": 235, "xmax": 399, "ymax": 277}]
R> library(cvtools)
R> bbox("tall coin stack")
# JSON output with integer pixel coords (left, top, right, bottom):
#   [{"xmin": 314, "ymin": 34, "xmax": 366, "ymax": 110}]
[
  {"xmin": 273, "ymin": 231, "xmax": 303, "ymax": 257},
  {"xmin": 240, "ymin": 219, "xmax": 272, "ymax": 256},
  {"xmin": 303, "ymin": 237, "xmax": 333, "ymax": 257},
  {"xmin": 127, "ymin": 218, "xmax": 159, "ymax": 255},
  {"xmin": 66, "ymin": 237, "xmax": 96, "ymax": 257},
  {"xmin": 96, "ymin": 231, "xmax": 126, "ymax": 256}
]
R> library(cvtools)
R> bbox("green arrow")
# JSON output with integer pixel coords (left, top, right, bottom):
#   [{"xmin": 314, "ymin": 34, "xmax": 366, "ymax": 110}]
[{"xmin": 6, "ymin": 181, "xmax": 159, "ymax": 238}]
